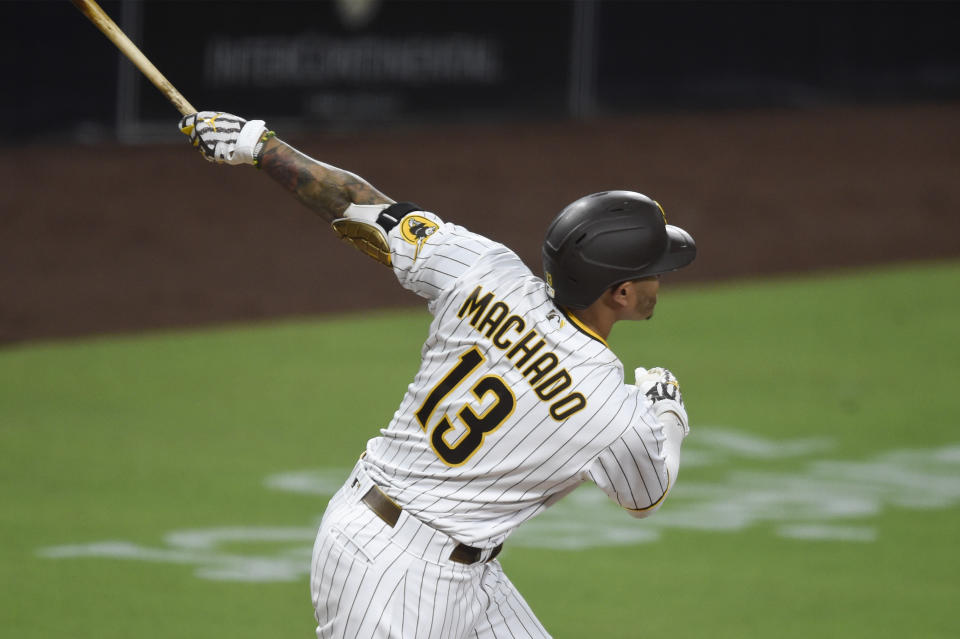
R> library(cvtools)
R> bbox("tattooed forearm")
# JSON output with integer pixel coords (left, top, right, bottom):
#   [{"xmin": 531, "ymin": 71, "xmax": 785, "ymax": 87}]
[{"xmin": 258, "ymin": 138, "xmax": 393, "ymax": 223}]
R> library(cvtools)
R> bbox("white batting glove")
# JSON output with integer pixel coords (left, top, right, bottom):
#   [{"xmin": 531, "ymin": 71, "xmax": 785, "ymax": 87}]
[
  {"xmin": 635, "ymin": 366, "xmax": 689, "ymax": 436},
  {"xmin": 178, "ymin": 111, "xmax": 268, "ymax": 166}
]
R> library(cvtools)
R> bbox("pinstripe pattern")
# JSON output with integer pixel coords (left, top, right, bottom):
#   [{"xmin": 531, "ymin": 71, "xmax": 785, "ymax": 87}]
[
  {"xmin": 312, "ymin": 462, "xmax": 550, "ymax": 638},
  {"xmin": 313, "ymin": 209, "xmax": 680, "ymax": 636}
]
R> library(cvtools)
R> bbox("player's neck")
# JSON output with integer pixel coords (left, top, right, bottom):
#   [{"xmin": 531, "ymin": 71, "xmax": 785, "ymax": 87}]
[{"xmin": 568, "ymin": 306, "xmax": 614, "ymax": 343}]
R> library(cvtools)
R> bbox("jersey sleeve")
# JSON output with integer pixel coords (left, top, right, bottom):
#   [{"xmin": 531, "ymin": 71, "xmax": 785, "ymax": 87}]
[
  {"xmin": 388, "ymin": 208, "xmax": 500, "ymax": 301},
  {"xmin": 582, "ymin": 388, "xmax": 681, "ymax": 518}
]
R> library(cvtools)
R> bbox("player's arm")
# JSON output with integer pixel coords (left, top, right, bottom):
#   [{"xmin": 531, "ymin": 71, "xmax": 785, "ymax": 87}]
[
  {"xmin": 585, "ymin": 368, "xmax": 689, "ymax": 518},
  {"xmin": 178, "ymin": 111, "xmax": 392, "ymax": 221},
  {"xmin": 257, "ymin": 136, "xmax": 393, "ymax": 223},
  {"xmin": 179, "ymin": 111, "xmax": 407, "ymax": 265},
  {"xmin": 259, "ymin": 137, "xmax": 409, "ymax": 266},
  {"xmin": 177, "ymin": 111, "xmax": 495, "ymax": 285},
  {"xmin": 586, "ymin": 414, "xmax": 684, "ymax": 519}
]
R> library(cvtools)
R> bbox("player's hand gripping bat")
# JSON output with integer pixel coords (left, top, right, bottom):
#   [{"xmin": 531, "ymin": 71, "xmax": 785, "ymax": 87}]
[{"xmin": 71, "ymin": 0, "xmax": 196, "ymax": 116}]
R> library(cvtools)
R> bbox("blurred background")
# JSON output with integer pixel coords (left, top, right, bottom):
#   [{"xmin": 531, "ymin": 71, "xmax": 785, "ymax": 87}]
[
  {"xmin": 2, "ymin": 0, "xmax": 959, "ymax": 343},
  {"xmin": 3, "ymin": 4, "xmax": 960, "ymax": 638}
]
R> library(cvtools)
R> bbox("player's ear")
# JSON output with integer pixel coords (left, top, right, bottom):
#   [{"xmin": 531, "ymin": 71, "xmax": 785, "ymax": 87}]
[{"xmin": 608, "ymin": 282, "xmax": 631, "ymax": 309}]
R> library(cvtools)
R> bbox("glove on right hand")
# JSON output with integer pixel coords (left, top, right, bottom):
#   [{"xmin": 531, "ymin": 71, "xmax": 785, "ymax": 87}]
[
  {"xmin": 178, "ymin": 111, "xmax": 267, "ymax": 165},
  {"xmin": 635, "ymin": 367, "xmax": 689, "ymax": 436}
]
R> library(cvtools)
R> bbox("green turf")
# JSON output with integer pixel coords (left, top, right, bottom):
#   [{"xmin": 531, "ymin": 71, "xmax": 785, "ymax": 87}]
[{"xmin": 2, "ymin": 261, "xmax": 957, "ymax": 638}]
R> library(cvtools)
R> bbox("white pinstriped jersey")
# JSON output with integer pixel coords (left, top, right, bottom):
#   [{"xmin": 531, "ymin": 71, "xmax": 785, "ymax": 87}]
[{"xmin": 364, "ymin": 208, "xmax": 673, "ymax": 547}]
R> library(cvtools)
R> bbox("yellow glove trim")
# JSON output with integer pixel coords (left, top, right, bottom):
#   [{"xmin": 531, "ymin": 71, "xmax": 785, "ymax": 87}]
[{"xmin": 204, "ymin": 113, "xmax": 221, "ymax": 132}]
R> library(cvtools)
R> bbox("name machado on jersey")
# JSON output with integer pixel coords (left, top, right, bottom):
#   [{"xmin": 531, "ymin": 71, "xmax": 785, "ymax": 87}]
[{"xmin": 456, "ymin": 284, "xmax": 587, "ymax": 421}]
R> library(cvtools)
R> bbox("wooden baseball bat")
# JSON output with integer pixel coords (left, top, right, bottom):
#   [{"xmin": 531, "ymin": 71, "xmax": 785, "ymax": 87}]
[{"xmin": 71, "ymin": 0, "xmax": 196, "ymax": 116}]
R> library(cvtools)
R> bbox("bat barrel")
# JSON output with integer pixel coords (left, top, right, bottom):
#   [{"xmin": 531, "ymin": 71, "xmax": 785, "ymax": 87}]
[{"xmin": 72, "ymin": 0, "xmax": 196, "ymax": 116}]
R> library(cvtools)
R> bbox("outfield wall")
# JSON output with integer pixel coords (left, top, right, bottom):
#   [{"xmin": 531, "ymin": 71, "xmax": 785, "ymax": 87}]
[{"xmin": 1, "ymin": 103, "xmax": 958, "ymax": 344}]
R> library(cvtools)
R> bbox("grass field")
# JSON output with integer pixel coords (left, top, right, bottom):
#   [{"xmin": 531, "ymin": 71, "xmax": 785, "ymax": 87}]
[{"xmin": 2, "ymin": 261, "xmax": 958, "ymax": 638}]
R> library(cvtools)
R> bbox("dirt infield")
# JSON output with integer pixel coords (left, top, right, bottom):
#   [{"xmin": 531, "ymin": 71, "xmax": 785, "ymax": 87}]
[{"xmin": 1, "ymin": 103, "xmax": 958, "ymax": 344}]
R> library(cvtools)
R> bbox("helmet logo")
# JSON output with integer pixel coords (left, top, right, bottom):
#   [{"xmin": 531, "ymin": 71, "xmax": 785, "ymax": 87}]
[{"xmin": 544, "ymin": 271, "xmax": 556, "ymax": 298}]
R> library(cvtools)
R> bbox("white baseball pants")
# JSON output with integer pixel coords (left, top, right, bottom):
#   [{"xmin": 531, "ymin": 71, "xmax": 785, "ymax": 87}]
[{"xmin": 310, "ymin": 461, "xmax": 551, "ymax": 638}]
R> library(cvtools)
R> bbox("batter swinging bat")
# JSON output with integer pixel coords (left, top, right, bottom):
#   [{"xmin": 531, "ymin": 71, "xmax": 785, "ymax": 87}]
[{"xmin": 71, "ymin": 0, "xmax": 196, "ymax": 116}]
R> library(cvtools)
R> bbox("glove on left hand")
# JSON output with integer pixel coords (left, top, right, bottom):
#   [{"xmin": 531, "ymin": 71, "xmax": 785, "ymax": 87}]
[
  {"xmin": 178, "ymin": 111, "xmax": 267, "ymax": 165},
  {"xmin": 635, "ymin": 366, "xmax": 689, "ymax": 436}
]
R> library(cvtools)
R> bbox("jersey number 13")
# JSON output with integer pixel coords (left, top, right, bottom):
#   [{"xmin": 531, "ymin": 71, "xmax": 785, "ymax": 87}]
[{"xmin": 415, "ymin": 347, "xmax": 516, "ymax": 466}]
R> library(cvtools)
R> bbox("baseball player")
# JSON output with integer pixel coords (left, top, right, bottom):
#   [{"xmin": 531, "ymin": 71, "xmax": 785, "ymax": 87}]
[{"xmin": 179, "ymin": 112, "xmax": 697, "ymax": 638}]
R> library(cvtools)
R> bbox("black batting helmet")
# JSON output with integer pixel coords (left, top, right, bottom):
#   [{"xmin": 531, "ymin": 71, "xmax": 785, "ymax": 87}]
[{"xmin": 542, "ymin": 191, "xmax": 696, "ymax": 309}]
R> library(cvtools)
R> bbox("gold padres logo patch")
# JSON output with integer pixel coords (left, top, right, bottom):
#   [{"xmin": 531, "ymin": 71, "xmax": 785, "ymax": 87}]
[{"xmin": 400, "ymin": 215, "xmax": 439, "ymax": 245}]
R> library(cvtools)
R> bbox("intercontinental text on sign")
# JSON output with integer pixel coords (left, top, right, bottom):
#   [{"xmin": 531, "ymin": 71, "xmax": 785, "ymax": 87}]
[{"xmin": 205, "ymin": 35, "xmax": 503, "ymax": 87}]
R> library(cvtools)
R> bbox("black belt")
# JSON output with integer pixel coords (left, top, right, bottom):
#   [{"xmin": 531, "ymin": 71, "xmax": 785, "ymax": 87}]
[{"xmin": 361, "ymin": 485, "xmax": 503, "ymax": 565}]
